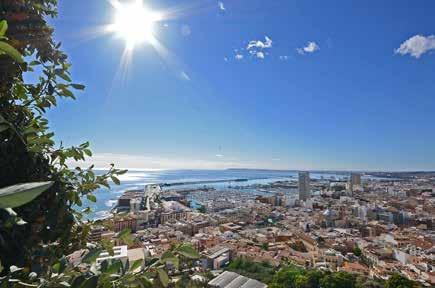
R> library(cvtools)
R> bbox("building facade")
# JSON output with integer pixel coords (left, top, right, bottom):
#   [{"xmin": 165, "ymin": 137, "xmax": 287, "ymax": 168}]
[{"xmin": 299, "ymin": 171, "xmax": 311, "ymax": 201}]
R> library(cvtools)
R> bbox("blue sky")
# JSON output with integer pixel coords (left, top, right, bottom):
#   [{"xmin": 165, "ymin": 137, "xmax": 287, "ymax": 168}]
[{"xmin": 46, "ymin": 0, "xmax": 435, "ymax": 170}]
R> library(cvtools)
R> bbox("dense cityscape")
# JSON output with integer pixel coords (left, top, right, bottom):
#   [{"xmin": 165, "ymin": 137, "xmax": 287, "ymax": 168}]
[{"xmin": 73, "ymin": 171, "xmax": 435, "ymax": 287}]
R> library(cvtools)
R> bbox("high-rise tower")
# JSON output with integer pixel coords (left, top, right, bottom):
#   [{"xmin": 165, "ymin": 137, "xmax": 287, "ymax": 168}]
[{"xmin": 298, "ymin": 171, "xmax": 311, "ymax": 201}]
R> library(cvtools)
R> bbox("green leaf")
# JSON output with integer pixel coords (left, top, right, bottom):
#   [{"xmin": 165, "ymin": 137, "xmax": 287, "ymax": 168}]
[
  {"xmin": 15, "ymin": 218, "xmax": 27, "ymax": 225},
  {"xmin": 59, "ymin": 73, "xmax": 72, "ymax": 82},
  {"xmin": 157, "ymin": 268, "xmax": 170, "ymax": 288},
  {"xmin": 82, "ymin": 249, "xmax": 102, "ymax": 264},
  {"xmin": 55, "ymin": 69, "xmax": 72, "ymax": 82},
  {"xmin": 29, "ymin": 60, "xmax": 41, "ymax": 66},
  {"xmin": 0, "ymin": 123, "xmax": 9, "ymax": 132},
  {"xmin": 10, "ymin": 266, "xmax": 23, "ymax": 273},
  {"xmin": 160, "ymin": 250, "xmax": 180, "ymax": 268},
  {"xmin": 101, "ymin": 238, "xmax": 114, "ymax": 256},
  {"xmin": 16, "ymin": 282, "xmax": 37, "ymax": 287},
  {"xmin": 82, "ymin": 207, "xmax": 92, "ymax": 214},
  {"xmin": 117, "ymin": 228, "xmax": 131, "ymax": 239},
  {"xmin": 52, "ymin": 262, "xmax": 61, "ymax": 274},
  {"xmin": 52, "ymin": 257, "xmax": 67, "ymax": 274},
  {"xmin": 79, "ymin": 276, "xmax": 98, "ymax": 288},
  {"xmin": 71, "ymin": 275, "xmax": 86, "ymax": 288},
  {"xmin": 0, "ymin": 182, "xmax": 53, "ymax": 208},
  {"xmin": 161, "ymin": 251, "xmax": 175, "ymax": 260},
  {"xmin": 71, "ymin": 84, "xmax": 85, "ymax": 90},
  {"xmin": 175, "ymin": 244, "xmax": 200, "ymax": 259},
  {"xmin": 118, "ymin": 169, "xmax": 128, "ymax": 175},
  {"xmin": 162, "ymin": 257, "xmax": 179, "ymax": 269},
  {"xmin": 60, "ymin": 88, "xmax": 75, "ymax": 98},
  {"xmin": 0, "ymin": 20, "xmax": 7, "ymax": 37},
  {"xmin": 86, "ymin": 194, "xmax": 97, "ymax": 202},
  {"xmin": 129, "ymin": 259, "xmax": 142, "ymax": 271},
  {"xmin": 0, "ymin": 41, "xmax": 23, "ymax": 63},
  {"xmin": 139, "ymin": 277, "xmax": 153, "ymax": 288},
  {"xmin": 111, "ymin": 176, "xmax": 120, "ymax": 185},
  {"xmin": 102, "ymin": 260, "xmax": 122, "ymax": 274},
  {"xmin": 117, "ymin": 228, "xmax": 133, "ymax": 246},
  {"xmin": 4, "ymin": 208, "xmax": 16, "ymax": 216}
]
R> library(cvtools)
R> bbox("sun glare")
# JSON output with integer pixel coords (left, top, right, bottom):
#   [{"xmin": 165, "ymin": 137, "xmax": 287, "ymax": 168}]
[{"xmin": 109, "ymin": 0, "xmax": 161, "ymax": 50}]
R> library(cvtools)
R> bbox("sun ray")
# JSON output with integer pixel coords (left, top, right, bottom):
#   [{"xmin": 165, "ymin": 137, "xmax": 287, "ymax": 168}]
[
  {"xmin": 107, "ymin": 0, "xmax": 163, "ymax": 50},
  {"xmin": 79, "ymin": 0, "xmax": 209, "ymax": 89}
]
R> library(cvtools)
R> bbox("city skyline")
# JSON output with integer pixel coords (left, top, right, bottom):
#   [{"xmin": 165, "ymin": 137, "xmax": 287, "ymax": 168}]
[{"xmin": 50, "ymin": 0, "xmax": 435, "ymax": 171}]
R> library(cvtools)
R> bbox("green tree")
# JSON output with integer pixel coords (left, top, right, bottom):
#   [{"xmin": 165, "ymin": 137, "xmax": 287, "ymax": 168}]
[
  {"xmin": 320, "ymin": 271, "xmax": 356, "ymax": 288},
  {"xmin": 355, "ymin": 276, "xmax": 384, "ymax": 288},
  {"xmin": 385, "ymin": 273, "xmax": 419, "ymax": 288},
  {"xmin": 272, "ymin": 266, "xmax": 304, "ymax": 288},
  {"xmin": 0, "ymin": 0, "xmax": 124, "ymax": 272},
  {"xmin": 294, "ymin": 274, "xmax": 310, "ymax": 288},
  {"xmin": 227, "ymin": 258, "xmax": 275, "ymax": 284},
  {"xmin": 353, "ymin": 245, "xmax": 362, "ymax": 257},
  {"xmin": 305, "ymin": 269, "xmax": 323, "ymax": 288},
  {"xmin": 197, "ymin": 205, "xmax": 206, "ymax": 213}
]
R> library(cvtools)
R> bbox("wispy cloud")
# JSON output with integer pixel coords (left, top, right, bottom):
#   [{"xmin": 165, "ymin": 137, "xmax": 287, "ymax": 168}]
[
  {"xmin": 279, "ymin": 55, "xmax": 289, "ymax": 61},
  {"xmin": 218, "ymin": 1, "xmax": 225, "ymax": 11},
  {"xmin": 247, "ymin": 36, "xmax": 273, "ymax": 50},
  {"xmin": 180, "ymin": 71, "xmax": 190, "ymax": 81},
  {"xmin": 395, "ymin": 35, "xmax": 435, "ymax": 58},
  {"xmin": 297, "ymin": 41, "xmax": 320, "ymax": 55},
  {"xmin": 66, "ymin": 153, "xmax": 259, "ymax": 170},
  {"xmin": 235, "ymin": 54, "xmax": 243, "ymax": 60},
  {"xmin": 215, "ymin": 154, "xmax": 224, "ymax": 158}
]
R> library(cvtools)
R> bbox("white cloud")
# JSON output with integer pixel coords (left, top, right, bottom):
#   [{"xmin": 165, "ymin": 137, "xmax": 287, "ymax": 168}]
[
  {"xmin": 180, "ymin": 71, "xmax": 190, "ymax": 81},
  {"xmin": 215, "ymin": 154, "xmax": 224, "ymax": 158},
  {"xmin": 237, "ymin": 36, "xmax": 273, "ymax": 60},
  {"xmin": 297, "ymin": 41, "xmax": 320, "ymax": 55},
  {"xmin": 218, "ymin": 1, "xmax": 225, "ymax": 11},
  {"xmin": 279, "ymin": 55, "xmax": 289, "ymax": 61},
  {"xmin": 247, "ymin": 36, "xmax": 273, "ymax": 50},
  {"xmin": 256, "ymin": 51, "xmax": 265, "ymax": 59},
  {"xmin": 395, "ymin": 35, "xmax": 435, "ymax": 58}
]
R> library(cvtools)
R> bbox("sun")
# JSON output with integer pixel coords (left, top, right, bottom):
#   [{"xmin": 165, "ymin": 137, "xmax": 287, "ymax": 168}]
[{"xmin": 108, "ymin": 0, "xmax": 161, "ymax": 50}]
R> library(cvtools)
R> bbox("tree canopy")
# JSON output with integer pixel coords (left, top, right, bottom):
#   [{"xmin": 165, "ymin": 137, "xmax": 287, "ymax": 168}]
[{"xmin": 0, "ymin": 0, "xmax": 124, "ymax": 272}]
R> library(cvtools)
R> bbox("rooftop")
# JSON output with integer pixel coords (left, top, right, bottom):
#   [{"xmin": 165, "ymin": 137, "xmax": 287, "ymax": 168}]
[{"xmin": 208, "ymin": 271, "xmax": 267, "ymax": 288}]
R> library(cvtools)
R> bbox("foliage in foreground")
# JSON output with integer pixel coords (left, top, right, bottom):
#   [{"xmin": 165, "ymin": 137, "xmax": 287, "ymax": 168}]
[
  {"xmin": 0, "ymin": 237, "xmax": 202, "ymax": 288},
  {"xmin": 0, "ymin": 0, "xmax": 126, "ymax": 272}
]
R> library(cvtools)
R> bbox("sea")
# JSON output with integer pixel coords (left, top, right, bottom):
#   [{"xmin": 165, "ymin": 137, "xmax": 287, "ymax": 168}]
[{"xmin": 80, "ymin": 169, "xmax": 351, "ymax": 219}]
